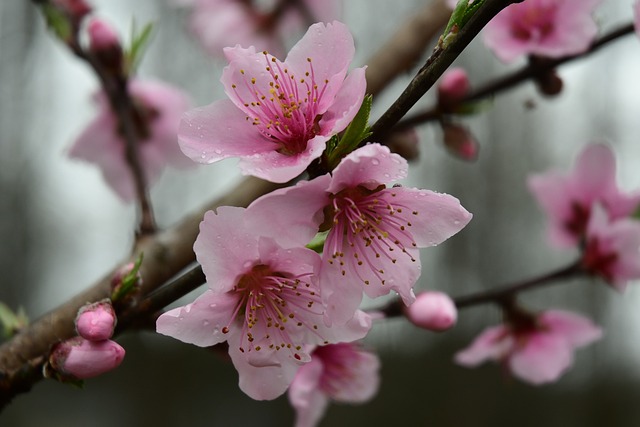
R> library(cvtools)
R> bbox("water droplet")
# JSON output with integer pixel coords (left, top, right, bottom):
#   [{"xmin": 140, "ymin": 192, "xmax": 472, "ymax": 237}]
[
  {"xmin": 454, "ymin": 220, "xmax": 460, "ymax": 226},
  {"xmin": 214, "ymin": 149, "xmax": 223, "ymax": 155},
  {"xmin": 209, "ymin": 304, "xmax": 216, "ymax": 309},
  {"xmin": 243, "ymin": 260, "xmax": 253, "ymax": 269},
  {"xmin": 203, "ymin": 320, "xmax": 210, "ymax": 326},
  {"xmin": 371, "ymin": 158, "xmax": 380, "ymax": 166}
]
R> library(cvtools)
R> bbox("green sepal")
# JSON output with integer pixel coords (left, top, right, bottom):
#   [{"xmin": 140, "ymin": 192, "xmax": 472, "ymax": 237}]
[
  {"xmin": 0, "ymin": 302, "xmax": 29, "ymax": 339},
  {"xmin": 441, "ymin": 0, "xmax": 486, "ymax": 48},
  {"xmin": 306, "ymin": 231, "xmax": 329, "ymax": 254},
  {"xmin": 41, "ymin": 4, "xmax": 73, "ymax": 42},
  {"xmin": 124, "ymin": 21, "xmax": 154, "ymax": 75},
  {"xmin": 111, "ymin": 252, "xmax": 144, "ymax": 301},
  {"xmin": 326, "ymin": 94, "xmax": 373, "ymax": 170}
]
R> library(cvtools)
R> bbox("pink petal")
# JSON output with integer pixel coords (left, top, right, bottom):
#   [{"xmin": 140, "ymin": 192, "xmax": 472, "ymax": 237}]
[
  {"xmin": 194, "ymin": 207, "xmax": 260, "ymax": 293},
  {"xmin": 315, "ymin": 310, "xmax": 372, "ymax": 344},
  {"xmin": 508, "ymin": 333, "xmax": 573, "ymax": 385},
  {"xmin": 329, "ymin": 143, "xmax": 408, "ymax": 193},
  {"xmin": 318, "ymin": 66, "xmax": 367, "ymax": 135},
  {"xmin": 289, "ymin": 357, "xmax": 329, "ymax": 427},
  {"xmin": 257, "ymin": 237, "xmax": 322, "ymax": 280},
  {"xmin": 527, "ymin": 172, "xmax": 577, "ymax": 247},
  {"xmin": 285, "ymin": 21, "xmax": 354, "ymax": 92},
  {"xmin": 455, "ymin": 325, "xmax": 512, "ymax": 367},
  {"xmin": 237, "ymin": 134, "xmax": 328, "ymax": 183},
  {"xmin": 245, "ymin": 174, "xmax": 331, "ymax": 248},
  {"xmin": 321, "ymin": 265, "xmax": 368, "ymax": 326},
  {"xmin": 155, "ymin": 289, "xmax": 240, "ymax": 347},
  {"xmin": 570, "ymin": 144, "xmax": 617, "ymax": 204},
  {"xmin": 390, "ymin": 188, "xmax": 473, "ymax": 247},
  {"xmin": 539, "ymin": 310, "xmax": 603, "ymax": 348},
  {"xmin": 228, "ymin": 332, "xmax": 300, "ymax": 400},
  {"xmin": 178, "ymin": 99, "xmax": 276, "ymax": 164},
  {"xmin": 328, "ymin": 348, "xmax": 380, "ymax": 402}
]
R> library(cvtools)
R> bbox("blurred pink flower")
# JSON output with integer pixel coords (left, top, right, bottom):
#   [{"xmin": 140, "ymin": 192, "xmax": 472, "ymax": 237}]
[
  {"xmin": 179, "ymin": 21, "xmax": 366, "ymax": 183},
  {"xmin": 69, "ymin": 79, "xmax": 192, "ymax": 202},
  {"xmin": 177, "ymin": 0, "xmax": 341, "ymax": 58},
  {"xmin": 437, "ymin": 67, "xmax": 470, "ymax": 108},
  {"xmin": 528, "ymin": 144, "xmax": 640, "ymax": 248},
  {"xmin": 245, "ymin": 143, "xmax": 472, "ymax": 324},
  {"xmin": 156, "ymin": 206, "xmax": 371, "ymax": 400},
  {"xmin": 455, "ymin": 309, "xmax": 602, "ymax": 384},
  {"xmin": 50, "ymin": 337, "xmax": 125, "ymax": 379},
  {"xmin": 582, "ymin": 205, "xmax": 640, "ymax": 291},
  {"xmin": 288, "ymin": 343, "xmax": 380, "ymax": 427},
  {"xmin": 483, "ymin": 0, "xmax": 603, "ymax": 62},
  {"xmin": 406, "ymin": 291, "xmax": 457, "ymax": 332}
]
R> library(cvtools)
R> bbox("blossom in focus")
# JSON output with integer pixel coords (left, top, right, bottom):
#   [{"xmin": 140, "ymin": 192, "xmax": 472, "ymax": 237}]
[
  {"xmin": 245, "ymin": 143, "xmax": 472, "ymax": 324},
  {"xmin": 528, "ymin": 144, "xmax": 640, "ymax": 248},
  {"xmin": 75, "ymin": 300, "xmax": 116, "ymax": 341},
  {"xmin": 581, "ymin": 205, "xmax": 640, "ymax": 291},
  {"xmin": 288, "ymin": 343, "xmax": 380, "ymax": 427},
  {"xmin": 178, "ymin": 21, "xmax": 367, "ymax": 183},
  {"xmin": 69, "ymin": 79, "xmax": 192, "ymax": 202},
  {"xmin": 455, "ymin": 309, "xmax": 602, "ymax": 384},
  {"xmin": 156, "ymin": 206, "xmax": 371, "ymax": 400},
  {"xmin": 176, "ymin": 0, "xmax": 341, "ymax": 58},
  {"xmin": 405, "ymin": 291, "xmax": 457, "ymax": 332},
  {"xmin": 483, "ymin": 0, "xmax": 603, "ymax": 63},
  {"xmin": 50, "ymin": 336, "xmax": 125, "ymax": 379}
]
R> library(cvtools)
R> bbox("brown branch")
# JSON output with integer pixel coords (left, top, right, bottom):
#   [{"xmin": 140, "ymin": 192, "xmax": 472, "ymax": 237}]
[
  {"xmin": 395, "ymin": 23, "xmax": 636, "ymax": 131},
  {"xmin": 368, "ymin": 0, "xmax": 518, "ymax": 142}
]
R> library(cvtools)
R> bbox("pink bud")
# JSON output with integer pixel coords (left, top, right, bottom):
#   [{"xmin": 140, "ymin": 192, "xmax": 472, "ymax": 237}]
[
  {"xmin": 438, "ymin": 68, "xmax": 470, "ymax": 108},
  {"xmin": 75, "ymin": 300, "xmax": 116, "ymax": 341},
  {"xmin": 50, "ymin": 337, "xmax": 125, "ymax": 379},
  {"xmin": 406, "ymin": 291, "xmax": 457, "ymax": 332},
  {"xmin": 442, "ymin": 122, "xmax": 479, "ymax": 162},
  {"xmin": 87, "ymin": 18, "xmax": 121, "ymax": 52},
  {"xmin": 53, "ymin": 0, "xmax": 92, "ymax": 21}
]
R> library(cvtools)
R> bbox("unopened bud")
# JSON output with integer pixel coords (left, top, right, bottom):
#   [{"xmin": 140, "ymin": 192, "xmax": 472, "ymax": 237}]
[
  {"xmin": 87, "ymin": 18, "xmax": 123, "ymax": 73},
  {"xmin": 53, "ymin": 0, "xmax": 92, "ymax": 21},
  {"xmin": 405, "ymin": 291, "xmax": 457, "ymax": 332},
  {"xmin": 386, "ymin": 128, "xmax": 420, "ymax": 161},
  {"xmin": 75, "ymin": 300, "xmax": 116, "ymax": 341},
  {"xmin": 442, "ymin": 122, "xmax": 479, "ymax": 162},
  {"xmin": 50, "ymin": 337, "xmax": 125, "ymax": 379},
  {"xmin": 438, "ymin": 68, "xmax": 470, "ymax": 111},
  {"xmin": 535, "ymin": 70, "xmax": 563, "ymax": 97}
]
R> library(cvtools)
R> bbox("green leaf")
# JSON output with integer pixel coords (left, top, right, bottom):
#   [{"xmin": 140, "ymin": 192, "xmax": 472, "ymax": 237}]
[
  {"xmin": 306, "ymin": 231, "xmax": 329, "ymax": 254},
  {"xmin": 441, "ymin": 0, "xmax": 486, "ymax": 48},
  {"xmin": 41, "ymin": 4, "xmax": 72, "ymax": 42},
  {"xmin": 124, "ymin": 21, "xmax": 154, "ymax": 75},
  {"xmin": 326, "ymin": 94, "xmax": 373, "ymax": 170},
  {"xmin": 111, "ymin": 252, "xmax": 144, "ymax": 301},
  {"xmin": 0, "ymin": 302, "xmax": 29, "ymax": 339}
]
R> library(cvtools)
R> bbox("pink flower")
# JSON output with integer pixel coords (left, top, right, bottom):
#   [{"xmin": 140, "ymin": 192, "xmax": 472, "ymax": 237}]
[
  {"xmin": 156, "ymin": 206, "xmax": 371, "ymax": 400},
  {"xmin": 50, "ymin": 337, "xmax": 125, "ymax": 379},
  {"xmin": 405, "ymin": 291, "xmax": 457, "ymax": 332},
  {"xmin": 245, "ymin": 143, "xmax": 472, "ymax": 324},
  {"xmin": 177, "ymin": 0, "xmax": 341, "ymax": 58},
  {"xmin": 288, "ymin": 343, "xmax": 380, "ymax": 427},
  {"xmin": 483, "ymin": 0, "xmax": 603, "ymax": 63},
  {"xmin": 75, "ymin": 300, "xmax": 116, "ymax": 341},
  {"xmin": 437, "ymin": 67, "xmax": 470, "ymax": 108},
  {"xmin": 178, "ymin": 21, "xmax": 367, "ymax": 183},
  {"xmin": 635, "ymin": 1, "xmax": 640, "ymax": 37},
  {"xmin": 581, "ymin": 205, "xmax": 640, "ymax": 291},
  {"xmin": 455, "ymin": 310, "xmax": 602, "ymax": 384},
  {"xmin": 528, "ymin": 144, "xmax": 640, "ymax": 248},
  {"xmin": 69, "ymin": 79, "xmax": 192, "ymax": 202}
]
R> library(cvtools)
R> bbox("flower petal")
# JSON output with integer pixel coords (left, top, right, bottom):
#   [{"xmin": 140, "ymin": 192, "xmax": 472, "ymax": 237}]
[
  {"xmin": 156, "ymin": 289, "xmax": 240, "ymax": 347},
  {"xmin": 455, "ymin": 325, "xmax": 511, "ymax": 367},
  {"xmin": 509, "ymin": 333, "xmax": 573, "ymax": 385},
  {"xmin": 289, "ymin": 358, "xmax": 329, "ymax": 427},
  {"xmin": 318, "ymin": 66, "xmax": 367, "ymax": 135},
  {"xmin": 539, "ymin": 310, "xmax": 603, "ymax": 348}
]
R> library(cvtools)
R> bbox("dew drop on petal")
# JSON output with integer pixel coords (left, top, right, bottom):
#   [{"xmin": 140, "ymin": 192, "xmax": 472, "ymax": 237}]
[
  {"xmin": 371, "ymin": 158, "xmax": 380, "ymax": 166},
  {"xmin": 203, "ymin": 320, "xmax": 210, "ymax": 326}
]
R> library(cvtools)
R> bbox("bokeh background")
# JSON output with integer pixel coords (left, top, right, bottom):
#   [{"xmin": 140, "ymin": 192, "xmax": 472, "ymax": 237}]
[{"xmin": 2, "ymin": 0, "xmax": 640, "ymax": 425}]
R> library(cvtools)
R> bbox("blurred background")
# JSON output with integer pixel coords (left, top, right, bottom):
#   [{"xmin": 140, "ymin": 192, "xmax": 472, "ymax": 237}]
[{"xmin": 1, "ymin": 0, "xmax": 640, "ymax": 425}]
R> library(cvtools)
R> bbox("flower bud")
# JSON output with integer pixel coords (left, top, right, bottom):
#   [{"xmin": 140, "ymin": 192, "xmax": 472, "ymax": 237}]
[
  {"xmin": 50, "ymin": 337, "xmax": 125, "ymax": 379},
  {"xmin": 405, "ymin": 291, "xmax": 457, "ymax": 332},
  {"xmin": 53, "ymin": 0, "xmax": 92, "ymax": 22},
  {"xmin": 87, "ymin": 18, "xmax": 123, "ymax": 73},
  {"xmin": 535, "ymin": 70, "xmax": 563, "ymax": 97},
  {"xmin": 438, "ymin": 68, "xmax": 470, "ymax": 111},
  {"xmin": 75, "ymin": 300, "xmax": 116, "ymax": 341},
  {"xmin": 442, "ymin": 122, "xmax": 479, "ymax": 162}
]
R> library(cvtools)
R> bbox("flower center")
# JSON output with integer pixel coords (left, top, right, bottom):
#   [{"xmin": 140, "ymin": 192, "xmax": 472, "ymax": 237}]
[
  {"xmin": 582, "ymin": 237, "xmax": 618, "ymax": 282},
  {"xmin": 230, "ymin": 52, "xmax": 330, "ymax": 156},
  {"xmin": 325, "ymin": 186, "xmax": 418, "ymax": 286},
  {"xmin": 510, "ymin": 2, "xmax": 557, "ymax": 41},
  {"xmin": 223, "ymin": 264, "xmax": 324, "ymax": 359}
]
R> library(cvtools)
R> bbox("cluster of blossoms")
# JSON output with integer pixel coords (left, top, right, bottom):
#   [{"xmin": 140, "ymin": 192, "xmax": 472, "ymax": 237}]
[
  {"xmin": 50, "ymin": 300, "xmax": 125, "ymax": 379},
  {"xmin": 175, "ymin": 0, "xmax": 341, "ymax": 58},
  {"xmin": 156, "ymin": 21, "xmax": 472, "ymax": 424},
  {"xmin": 457, "ymin": 144, "xmax": 640, "ymax": 384}
]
